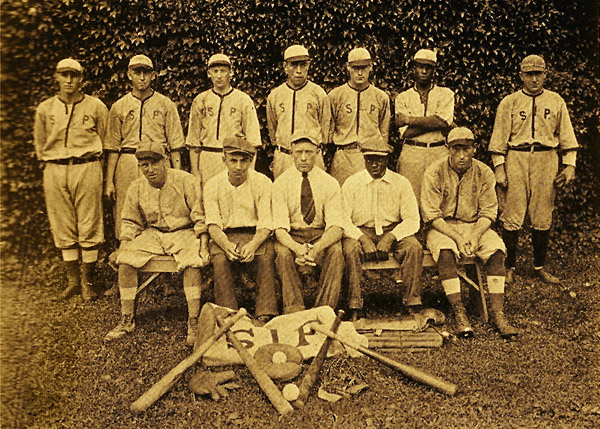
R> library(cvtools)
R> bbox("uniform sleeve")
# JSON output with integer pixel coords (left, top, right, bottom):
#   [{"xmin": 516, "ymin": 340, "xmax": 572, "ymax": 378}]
[
  {"xmin": 272, "ymin": 178, "xmax": 291, "ymax": 231},
  {"xmin": 120, "ymin": 183, "xmax": 145, "ymax": 241},
  {"xmin": 165, "ymin": 99, "xmax": 185, "ymax": 151},
  {"xmin": 556, "ymin": 98, "xmax": 579, "ymax": 165},
  {"xmin": 394, "ymin": 93, "xmax": 409, "ymax": 138},
  {"xmin": 488, "ymin": 97, "xmax": 512, "ymax": 163},
  {"xmin": 105, "ymin": 103, "xmax": 124, "ymax": 152},
  {"xmin": 420, "ymin": 166, "xmax": 444, "ymax": 224},
  {"xmin": 266, "ymin": 92, "xmax": 278, "ymax": 145},
  {"xmin": 341, "ymin": 178, "xmax": 363, "ymax": 240},
  {"xmin": 202, "ymin": 178, "xmax": 222, "ymax": 229},
  {"xmin": 255, "ymin": 177, "xmax": 273, "ymax": 231},
  {"xmin": 433, "ymin": 88, "xmax": 454, "ymax": 126},
  {"xmin": 379, "ymin": 92, "xmax": 391, "ymax": 144},
  {"xmin": 323, "ymin": 179, "xmax": 345, "ymax": 230},
  {"xmin": 477, "ymin": 166, "xmax": 499, "ymax": 222},
  {"xmin": 186, "ymin": 96, "xmax": 202, "ymax": 148},
  {"xmin": 318, "ymin": 89, "xmax": 332, "ymax": 145},
  {"xmin": 190, "ymin": 179, "xmax": 208, "ymax": 236},
  {"xmin": 95, "ymin": 100, "xmax": 110, "ymax": 148},
  {"xmin": 243, "ymin": 95, "xmax": 262, "ymax": 147},
  {"xmin": 33, "ymin": 105, "xmax": 46, "ymax": 160},
  {"xmin": 390, "ymin": 178, "xmax": 420, "ymax": 241}
]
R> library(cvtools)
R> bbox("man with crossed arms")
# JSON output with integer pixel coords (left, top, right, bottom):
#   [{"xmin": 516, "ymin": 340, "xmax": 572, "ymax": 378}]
[{"xmin": 204, "ymin": 136, "xmax": 278, "ymax": 323}]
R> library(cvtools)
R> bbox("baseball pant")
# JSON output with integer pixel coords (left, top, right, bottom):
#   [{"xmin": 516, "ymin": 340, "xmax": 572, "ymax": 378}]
[
  {"xmin": 275, "ymin": 228, "xmax": 343, "ymax": 314},
  {"xmin": 396, "ymin": 144, "xmax": 448, "ymax": 204},
  {"xmin": 271, "ymin": 149, "xmax": 325, "ymax": 179},
  {"xmin": 209, "ymin": 232, "xmax": 278, "ymax": 317},
  {"xmin": 114, "ymin": 153, "xmax": 142, "ymax": 240},
  {"xmin": 43, "ymin": 160, "xmax": 104, "ymax": 249},
  {"xmin": 330, "ymin": 147, "xmax": 365, "ymax": 186},
  {"xmin": 426, "ymin": 220, "xmax": 506, "ymax": 263},
  {"xmin": 343, "ymin": 228, "xmax": 423, "ymax": 309},
  {"xmin": 116, "ymin": 228, "xmax": 204, "ymax": 271},
  {"xmin": 500, "ymin": 149, "xmax": 559, "ymax": 231}
]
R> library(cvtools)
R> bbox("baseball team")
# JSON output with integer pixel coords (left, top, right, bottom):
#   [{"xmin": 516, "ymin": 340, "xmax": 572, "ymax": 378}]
[{"xmin": 33, "ymin": 45, "xmax": 578, "ymax": 345}]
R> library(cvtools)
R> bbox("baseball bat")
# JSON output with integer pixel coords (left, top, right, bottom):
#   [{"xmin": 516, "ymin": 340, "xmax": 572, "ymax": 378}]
[
  {"xmin": 130, "ymin": 308, "xmax": 247, "ymax": 413},
  {"xmin": 215, "ymin": 315, "xmax": 294, "ymax": 416},
  {"xmin": 310, "ymin": 322, "xmax": 457, "ymax": 396},
  {"xmin": 293, "ymin": 309, "xmax": 344, "ymax": 408}
]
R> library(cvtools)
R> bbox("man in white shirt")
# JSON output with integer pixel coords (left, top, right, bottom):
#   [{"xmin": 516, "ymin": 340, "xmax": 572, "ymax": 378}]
[
  {"xmin": 204, "ymin": 136, "xmax": 278, "ymax": 323},
  {"xmin": 342, "ymin": 137, "xmax": 423, "ymax": 321},
  {"xmin": 272, "ymin": 132, "xmax": 345, "ymax": 313}
]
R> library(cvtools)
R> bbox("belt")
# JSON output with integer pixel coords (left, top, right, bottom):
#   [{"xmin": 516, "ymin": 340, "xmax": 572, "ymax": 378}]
[
  {"xmin": 194, "ymin": 146, "xmax": 223, "ymax": 153},
  {"xmin": 120, "ymin": 148, "xmax": 137, "ymax": 154},
  {"xmin": 151, "ymin": 225, "xmax": 193, "ymax": 233},
  {"xmin": 509, "ymin": 143, "xmax": 554, "ymax": 152},
  {"xmin": 224, "ymin": 226, "xmax": 257, "ymax": 234},
  {"xmin": 404, "ymin": 139, "xmax": 445, "ymax": 148},
  {"xmin": 276, "ymin": 145, "xmax": 291, "ymax": 155},
  {"xmin": 336, "ymin": 142, "xmax": 360, "ymax": 150},
  {"xmin": 48, "ymin": 156, "xmax": 100, "ymax": 165}
]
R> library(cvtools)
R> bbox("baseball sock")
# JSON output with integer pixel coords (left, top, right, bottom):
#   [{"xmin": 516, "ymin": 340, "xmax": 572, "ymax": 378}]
[
  {"xmin": 532, "ymin": 229, "xmax": 549, "ymax": 269},
  {"xmin": 502, "ymin": 228, "xmax": 519, "ymax": 268},
  {"xmin": 118, "ymin": 264, "xmax": 137, "ymax": 316},
  {"xmin": 183, "ymin": 267, "xmax": 201, "ymax": 318}
]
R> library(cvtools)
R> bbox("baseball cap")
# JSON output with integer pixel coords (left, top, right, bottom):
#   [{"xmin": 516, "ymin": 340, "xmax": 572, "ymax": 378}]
[
  {"xmin": 135, "ymin": 141, "xmax": 166, "ymax": 161},
  {"xmin": 521, "ymin": 55, "xmax": 546, "ymax": 72},
  {"xmin": 290, "ymin": 131, "xmax": 319, "ymax": 146},
  {"xmin": 284, "ymin": 45, "xmax": 310, "ymax": 62},
  {"xmin": 361, "ymin": 136, "xmax": 392, "ymax": 156},
  {"xmin": 447, "ymin": 127, "xmax": 475, "ymax": 147},
  {"xmin": 413, "ymin": 49, "xmax": 437, "ymax": 66},
  {"xmin": 223, "ymin": 136, "xmax": 256, "ymax": 157},
  {"xmin": 56, "ymin": 58, "xmax": 83, "ymax": 74},
  {"xmin": 208, "ymin": 53, "xmax": 232, "ymax": 68},
  {"xmin": 347, "ymin": 48, "xmax": 372, "ymax": 66},
  {"xmin": 129, "ymin": 55, "xmax": 154, "ymax": 70}
]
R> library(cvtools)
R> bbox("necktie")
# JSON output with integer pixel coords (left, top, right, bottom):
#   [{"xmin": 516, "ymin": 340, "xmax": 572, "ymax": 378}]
[{"xmin": 301, "ymin": 172, "xmax": 316, "ymax": 225}]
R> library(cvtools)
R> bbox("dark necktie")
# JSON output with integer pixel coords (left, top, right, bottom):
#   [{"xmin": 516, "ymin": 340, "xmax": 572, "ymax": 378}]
[{"xmin": 301, "ymin": 172, "xmax": 316, "ymax": 225}]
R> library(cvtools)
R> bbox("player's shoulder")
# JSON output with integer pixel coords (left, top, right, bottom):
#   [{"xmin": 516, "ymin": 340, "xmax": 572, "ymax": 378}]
[
  {"xmin": 249, "ymin": 169, "xmax": 273, "ymax": 186},
  {"xmin": 82, "ymin": 94, "xmax": 108, "ymax": 110},
  {"xmin": 306, "ymin": 80, "xmax": 327, "ymax": 95},
  {"xmin": 312, "ymin": 167, "xmax": 339, "ymax": 188},
  {"xmin": 328, "ymin": 83, "xmax": 348, "ymax": 97},
  {"xmin": 368, "ymin": 84, "xmax": 389, "ymax": 97},
  {"xmin": 36, "ymin": 95, "xmax": 58, "ymax": 111},
  {"xmin": 192, "ymin": 89, "xmax": 212, "ymax": 103},
  {"xmin": 425, "ymin": 156, "xmax": 449, "ymax": 176},
  {"xmin": 395, "ymin": 87, "xmax": 415, "ymax": 100},
  {"xmin": 268, "ymin": 82, "xmax": 288, "ymax": 96},
  {"xmin": 343, "ymin": 169, "xmax": 366, "ymax": 188},
  {"xmin": 432, "ymin": 85, "xmax": 454, "ymax": 97},
  {"xmin": 540, "ymin": 89, "xmax": 565, "ymax": 102}
]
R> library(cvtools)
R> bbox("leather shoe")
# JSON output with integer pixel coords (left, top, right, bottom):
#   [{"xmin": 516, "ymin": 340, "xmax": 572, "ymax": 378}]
[
  {"xmin": 348, "ymin": 309, "xmax": 363, "ymax": 322},
  {"xmin": 535, "ymin": 267, "xmax": 560, "ymax": 284}
]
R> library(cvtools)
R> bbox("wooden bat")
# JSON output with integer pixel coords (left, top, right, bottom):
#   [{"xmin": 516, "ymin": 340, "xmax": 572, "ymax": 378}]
[
  {"xmin": 215, "ymin": 315, "xmax": 294, "ymax": 416},
  {"xmin": 293, "ymin": 309, "xmax": 344, "ymax": 408},
  {"xmin": 130, "ymin": 308, "xmax": 247, "ymax": 413},
  {"xmin": 310, "ymin": 322, "xmax": 458, "ymax": 396}
]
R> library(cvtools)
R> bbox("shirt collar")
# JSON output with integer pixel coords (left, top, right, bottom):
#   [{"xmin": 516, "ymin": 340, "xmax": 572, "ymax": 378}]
[{"xmin": 361, "ymin": 168, "xmax": 392, "ymax": 184}]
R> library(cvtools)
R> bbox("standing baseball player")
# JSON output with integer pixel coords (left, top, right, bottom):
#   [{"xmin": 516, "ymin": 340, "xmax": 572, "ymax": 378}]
[
  {"xmin": 204, "ymin": 136, "xmax": 278, "ymax": 323},
  {"xmin": 421, "ymin": 128, "xmax": 518, "ymax": 338},
  {"xmin": 186, "ymin": 53, "xmax": 261, "ymax": 187},
  {"xmin": 105, "ymin": 54, "xmax": 185, "ymax": 242},
  {"xmin": 395, "ymin": 48, "xmax": 454, "ymax": 202},
  {"xmin": 328, "ymin": 47, "xmax": 390, "ymax": 185},
  {"xmin": 267, "ymin": 45, "xmax": 331, "ymax": 178},
  {"xmin": 33, "ymin": 58, "xmax": 108, "ymax": 301},
  {"xmin": 489, "ymin": 55, "xmax": 578, "ymax": 284}
]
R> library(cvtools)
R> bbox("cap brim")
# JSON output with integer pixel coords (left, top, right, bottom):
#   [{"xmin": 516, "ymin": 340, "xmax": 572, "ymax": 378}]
[
  {"xmin": 362, "ymin": 151, "xmax": 389, "ymax": 156},
  {"xmin": 135, "ymin": 152, "xmax": 164, "ymax": 160},
  {"xmin": 414, "ymin": 59, "xmax": 436, "ymax": 66},
  {"xmin": 56, "ymin": 67, "xmax": 82, "ymax": 73},
  {"xmin": 129, "ymin": 64, "xmax": 154, "ymax": 70},
  {"xmin": 224, "ymin": 149, "xmax": 255, "ymax": 156},
  {"xmin": 208, "ymin": 61, "xmax": 231, "ymax": 68},
  {"xmin": 285, "ymin": 55, "xmax": 310, "ymax": 62},
  {"xmin": 521, "ymin": 66, "xmax": 545, "ymax": 72},
  {"xmin": 348, "ymin": 60, "xmax": 372, "ymax": 66},
  {"xmin": 447, "ymin": 139, "xmax": 475, "ymax": 147}
]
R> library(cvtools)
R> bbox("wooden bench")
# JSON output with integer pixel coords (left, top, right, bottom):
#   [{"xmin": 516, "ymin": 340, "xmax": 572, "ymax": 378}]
[
  {"xmin": 134, "ymin": 255, "xmax": 180, "ymax": 297},
  {"xmin": 362, "ymin": 250, "xmax": 488, "ymax": 322}
]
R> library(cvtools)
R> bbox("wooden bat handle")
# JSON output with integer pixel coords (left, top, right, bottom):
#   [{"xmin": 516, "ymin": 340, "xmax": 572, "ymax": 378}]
[
  {"xmin": 293, "ymin": 310, "xmax": 344, "ymax": 408},
  {"xmin": 216, "ymin": 315, "xmax": 294, "ymax": 416},
  {"xmin": 130, "ymin": 308, "xmax": 248, "ymax": 413},
  {"xmin": 310, "ymin": 323, "xmax": 457, "ymax": 396}
]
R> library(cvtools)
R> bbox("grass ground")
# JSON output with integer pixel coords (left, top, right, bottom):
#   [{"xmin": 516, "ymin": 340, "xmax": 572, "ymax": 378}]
[{"xmin": 1, "ymin": 231, "xmax": 599, "ymax": 428}]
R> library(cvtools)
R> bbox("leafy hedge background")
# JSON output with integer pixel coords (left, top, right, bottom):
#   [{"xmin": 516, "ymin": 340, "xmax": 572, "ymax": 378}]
[{"xmin": 1, "ymin": 0, "xmax": 598, "ymax": 252}]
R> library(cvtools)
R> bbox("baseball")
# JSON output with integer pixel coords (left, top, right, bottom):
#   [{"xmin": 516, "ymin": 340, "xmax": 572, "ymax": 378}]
[
  {"xmin": 272, "ymin": 351, "xmax": 287, "ymax": 364},
  {"xmin": 282, "ymin": 383, "xmax": 299, "ymax": 401}
]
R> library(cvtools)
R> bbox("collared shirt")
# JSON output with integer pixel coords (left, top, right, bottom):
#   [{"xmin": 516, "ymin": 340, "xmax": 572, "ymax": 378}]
[
  {"xmin": 186, "ymin": 88, "xmax": 261, "ymax": 149},
  {"xmin": 489, "ymin": 89, "xmax": 579, "ymax": 166},
  {"xmin": 420, "ymin": 157, "xmax": 498, "ymax": 225},
  {"xmin": 266, "ymin": 81, "xmax": 331, "ymax": 149},
  {"xmin": 328, "ymin": 83, "xmax": 390, "ymax": 145},
  {"xmin": 342, "ymin": 169, "xmax": 420, "ymax": 241},
  {"xmin": 204, "ymin": 169, "xmax": 273, "ymax": 230},
  {"xmin": 394, "ymin": 85, "xmax": 454, "ymax": 143},
  {"xmin": 272, "ymin": 166, "xmax": 345, "ymax": 232},
  {"xmin": 33, "ymin": 95, "xmax": 108, "ymax": 161},
  {"xmin": 120, "ymin": 169, "xmax": 207, "ymax": 241},
  {"xmin": 105, "ymin": 91, "xmax": 185, "ymax": 153}
]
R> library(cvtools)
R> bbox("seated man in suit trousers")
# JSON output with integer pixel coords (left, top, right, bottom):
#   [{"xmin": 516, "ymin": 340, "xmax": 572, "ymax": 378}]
[{"xmin": 272, "ymin": 132, "xmax": 345, "ymax": 314}]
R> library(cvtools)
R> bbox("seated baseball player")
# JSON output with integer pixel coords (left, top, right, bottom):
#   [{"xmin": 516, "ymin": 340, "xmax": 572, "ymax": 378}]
[
  {"xmin": 421, "ymin": 127, "xmax": 519, "ymax": 338},
  {"xmin": 204, "ymin": 136, "xmax": 278, "ymax": 323},
  {"xmin": 342, "ymin": 136, "xmax": 423, "ymax": 321},
  {"xmin": 272, "ymin": 132, "xmax": 345, "ymax": 314},
  {"xmin": 104, "ymin": 141, "xmax": 210, "ymax": 345}
]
